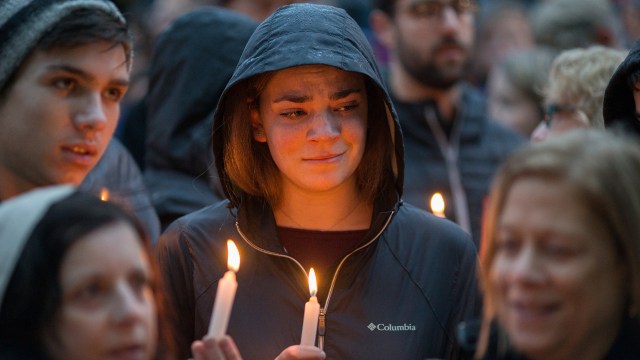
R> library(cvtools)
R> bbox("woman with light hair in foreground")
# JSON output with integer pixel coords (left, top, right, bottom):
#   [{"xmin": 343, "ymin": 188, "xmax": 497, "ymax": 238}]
[{"xmin": 477, "ymin": 129, "xmax": 640, "ymax": 359}]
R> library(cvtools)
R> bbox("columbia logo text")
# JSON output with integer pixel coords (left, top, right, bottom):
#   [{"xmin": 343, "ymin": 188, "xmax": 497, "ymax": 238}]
[{"xmin": 367, "ymin": 323, "xmax": 416, "ymax": 331}]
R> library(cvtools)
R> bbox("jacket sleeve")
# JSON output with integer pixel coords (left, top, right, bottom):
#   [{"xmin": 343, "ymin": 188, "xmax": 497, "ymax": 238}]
[
  {"xmin": 156, "ymin": 221, "xmax": 197, "ymax": 360},
  {"xmin": 448, "ymin": 237, "xmax": 482, "ymax": 360}
]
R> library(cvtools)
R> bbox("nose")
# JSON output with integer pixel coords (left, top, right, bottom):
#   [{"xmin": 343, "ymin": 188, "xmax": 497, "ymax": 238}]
[
  {"xmin": 307, "ymin": 110, "xmax": 340, "ymax": 141},
  {"xmin": 440, "ymin": 6, "xmax": 462, "ymax": 32},
  {"xmin": 73, "ymin": 92, "xmax": 107, "ymax": 133},
  {"xmin": 530, "ymin": 121, "xmax": 548, "ymax": 143},
  {"xmin": 111, "ymin": 282, "xmax": 148, "ymax": 325},
  {"xmin": 509, "ymin": 244, "xmax": 546, "ymax": 286}
]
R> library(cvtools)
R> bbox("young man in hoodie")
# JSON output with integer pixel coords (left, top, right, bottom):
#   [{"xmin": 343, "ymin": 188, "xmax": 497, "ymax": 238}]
[
  {"xmin": 0, "ymin": 0, "xmax": 160, "ymax": 241},
  {"xmin": 157, "ymin": 3, "xmax": 479, "ymax": 359},
  {"xmin": 370, "ymin": 0, "xmax": 526, "ymax": 245}
]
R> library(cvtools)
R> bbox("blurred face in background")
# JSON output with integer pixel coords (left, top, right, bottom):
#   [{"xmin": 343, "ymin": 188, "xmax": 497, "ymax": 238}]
[
  {"xmin": 489, "ymin": 177, "xmax": 626, "ymax": 360},
  {"xmin": 389, "ymin": 0, "xmax": 476, "ymax": 89},
  {"xmin": 44, "ymin": 222, "xmax": 157, "ymax": 360},
  {"xmin": 487, "ymin": 66, "xmax": 541, "ymax": 136},
  {"xmin": 530, "ymin": 96, "xmax": 589, "ymax": 143}
]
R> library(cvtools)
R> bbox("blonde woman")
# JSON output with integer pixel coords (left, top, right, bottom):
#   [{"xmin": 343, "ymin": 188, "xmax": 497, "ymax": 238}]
[
  {"xmin": 477, "ymin": 129, "xmax": 640, "ymax": 359},
  {"xmin": 531, "ymin": 46, "xmax": 627, "ymax": 142}
]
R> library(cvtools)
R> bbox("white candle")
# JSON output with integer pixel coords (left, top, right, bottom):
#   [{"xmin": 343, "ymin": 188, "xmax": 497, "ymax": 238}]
[
  {"xmin": 430, "ymin": 192, "xmax": 446, "ymax": 218},
  {"xmin": 300, "ymin": 268, "xmax": 320, "ymax": 346},
  {"xmin": 206, "ymin": 240, "xmax": 240, "ymax": 340}
]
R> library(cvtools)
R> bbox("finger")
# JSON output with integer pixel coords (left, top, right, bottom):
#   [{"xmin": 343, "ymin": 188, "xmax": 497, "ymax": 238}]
[
  {"xmin": 275, "ymin": 345, "xmax": 326, "ymax": 360},
  {"xmin": 191, "ymin": 340, "xmax": 205, "ymax": 360},
  {"xmin": 219, "ymin": 335, "xmax": 243, "ymax": 360},
  {"xmin": 203, "ymin": 337, "xmax": 226, "ymax": 360}
]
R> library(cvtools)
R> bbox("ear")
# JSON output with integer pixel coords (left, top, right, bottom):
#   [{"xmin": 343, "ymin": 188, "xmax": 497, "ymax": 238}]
[
  {"xmin": 250, "ymin": 107, "xmax": 267, "ymax": 142},
  {"xmin": 369, "ymin": 9, "xmax": 395, "ymax": 52}
]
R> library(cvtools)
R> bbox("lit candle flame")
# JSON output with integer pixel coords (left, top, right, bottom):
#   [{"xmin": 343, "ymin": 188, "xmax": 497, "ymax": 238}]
[
  {"xmin": 308, "ymin": 268, "xmax": 317, "ymax": 297},
  {"xmin": 430, "ymin": 193, "xmax": 445, "ymax": 218},
  {"xmin": 100, "ymin": 188, "xmax": 109, "ymax": 202},
  {"xmin": 227, "ymin": 240, "xmax": 240, "ymax": 272}
]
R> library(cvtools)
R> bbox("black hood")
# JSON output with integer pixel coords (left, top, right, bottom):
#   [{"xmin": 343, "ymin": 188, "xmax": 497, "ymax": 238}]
[
  {"xmin": 603, "ymin": 40, "xmax": 640, "ymax": 136},
  {"xmin": 212, "ymin": 3, "xmax": 403, "ymax": 207},
  {"xmin": 145, "ymin": 7, "xmax": 258, "ymax": 177}
]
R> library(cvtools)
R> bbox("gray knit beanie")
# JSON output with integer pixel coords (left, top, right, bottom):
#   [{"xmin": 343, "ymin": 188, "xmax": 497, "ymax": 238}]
[{"xmin": 0, "ymin": 0, "xmax": 126, "ymax": 92}]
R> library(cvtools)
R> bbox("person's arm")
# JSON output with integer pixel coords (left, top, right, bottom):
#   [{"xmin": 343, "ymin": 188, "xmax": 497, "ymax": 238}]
[
  {"xmin": 449, "ymin": 237, "xmax": 482, "ymax": 360},
  {"xmin": 156, "ymin": 222, "xmax": 197, "ymax": 359}
]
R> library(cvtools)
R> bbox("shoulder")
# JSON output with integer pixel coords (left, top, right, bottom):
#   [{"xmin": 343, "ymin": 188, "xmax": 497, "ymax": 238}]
[
  {"xmin": 157, "ymin": 200, "xmax": 234, "ymax": 253},
  {"xmin": 387, "ymin": 203, "xmax": 477, "ymax": 257}
]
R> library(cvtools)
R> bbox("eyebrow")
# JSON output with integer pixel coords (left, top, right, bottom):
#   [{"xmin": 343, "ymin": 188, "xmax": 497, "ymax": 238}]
[
  {"xmin": 44, "ymin": 64, "xmax": 130, "ymax": 87},
  {"xmin": 273, "ymin": 87, "xmax": 363, "ymax": 103},
  {"xmin": 273, "ymin": 92, "xmax": 311, "ymax": 103},
  {"xmin": 330, "ymin": 87, "xmax": 363, "ymax": 101}
]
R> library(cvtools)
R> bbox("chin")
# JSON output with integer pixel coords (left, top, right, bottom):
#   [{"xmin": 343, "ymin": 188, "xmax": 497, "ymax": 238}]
[{"xmin": 508, "ymin": 328, "xmax": 561, "ymax": 359}]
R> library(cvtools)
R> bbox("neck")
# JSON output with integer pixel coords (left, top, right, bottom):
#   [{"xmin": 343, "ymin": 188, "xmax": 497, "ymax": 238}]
[
  {"xmin": 389, "ymin": 60, "xmax": 460, "ymax": 121},
  {"xmin": 0, "ymin": 169, "xmax": 35, "ymax": 201},
  {"xmin": 275, "ymin": 183, "xmax": 372, "ymax": 231}
]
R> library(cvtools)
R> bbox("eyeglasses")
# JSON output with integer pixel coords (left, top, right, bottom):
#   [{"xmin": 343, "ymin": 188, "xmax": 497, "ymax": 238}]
[
  {"xmin": 405, "ymin": 0, "xmax": 479, "ymax": 18},
  {"xmin": 543, "ymin": 103, "xmax": 581, "ymax": 129}
]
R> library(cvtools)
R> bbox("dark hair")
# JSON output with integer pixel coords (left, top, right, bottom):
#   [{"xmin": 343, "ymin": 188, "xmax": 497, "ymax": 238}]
[
  {"xmin": 0, "ymin": 191, "xmax": 176, "ymax": 359},
  {"xmin": 223, "ymin": 71, "xmax": 394, "ymax": 207},
  {"xmin": 627, "ymin": 68, "xmax": 640, "ymax": 92},
  {"xmin": 1, "ymin": 8, "xmax": 132, "ymax": 98},
  {"xmin": 373, "ymin": 0, "xmax": 396, "ymax": 15}
]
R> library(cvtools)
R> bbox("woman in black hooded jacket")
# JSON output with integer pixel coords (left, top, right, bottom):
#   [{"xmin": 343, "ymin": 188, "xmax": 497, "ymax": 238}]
[{"xmin": 156, "ymin": 4, "xmax": 480, "ymax": 359}]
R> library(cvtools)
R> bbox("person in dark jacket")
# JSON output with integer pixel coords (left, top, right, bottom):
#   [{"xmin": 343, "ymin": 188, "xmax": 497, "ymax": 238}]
[
  {"xmin": 475, "ymin": 130, "xmax": 640, "ymax": 360},
  {"xmin": 144, "ymin": 7, "xmax": 258, "ymax": 230},
  {"xmin": 157, "ymin": 3, "xmax": 480, "ymax": 360},
  {"xmin": 81, "ymin": 138, "xmax": 161, "ymax": 242},
  {"xmin": 369, "ymin": 0, "xmax": 526, "ymax": 245},
  {"xmin": 603, "ymin": 39, "xmax": 640, "ymax": 138},
  {"xmin": 0, "ymin": 0, "xmax": 160, "ymax": 242}
]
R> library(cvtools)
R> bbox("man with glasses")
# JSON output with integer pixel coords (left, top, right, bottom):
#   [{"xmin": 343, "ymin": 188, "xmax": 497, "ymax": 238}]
[{"xmin": 370, "ymin": 0, "xmax": 525, "ymax": 246}]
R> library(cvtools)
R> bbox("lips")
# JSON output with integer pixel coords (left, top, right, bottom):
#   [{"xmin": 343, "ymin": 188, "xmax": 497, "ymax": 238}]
[
  {"xmin": 62, "ymin": 142, "xmax": 97, "ymax": 155},
  {"xmin": 509, "ymin": 300, "xmax": 560, "ymax": 325},
  {"xmin": 61, "ymin": 142, "xmax": 99, "ymax": 167},
  {"xmin": 304, "ymin": 152, "xmax": 344, "ymax": 161}
]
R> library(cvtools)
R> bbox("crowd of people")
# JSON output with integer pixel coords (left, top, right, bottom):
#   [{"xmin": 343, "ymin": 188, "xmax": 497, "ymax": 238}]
[{"xmin": 1, "ymin": 0, "xmax": 640, "ymax": 359}]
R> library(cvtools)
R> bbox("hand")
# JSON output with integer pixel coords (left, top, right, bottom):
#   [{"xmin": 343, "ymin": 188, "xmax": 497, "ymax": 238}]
[
  {"xmin": 274, "ymin": 345, "xmax": 326, "ymax": 360},
  {"xmin": 191, "ymin": 335, "xmax": 243, "ymax": 360}
]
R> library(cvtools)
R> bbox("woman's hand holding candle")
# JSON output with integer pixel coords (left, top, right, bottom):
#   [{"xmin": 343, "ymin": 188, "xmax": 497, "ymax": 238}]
[{"xmin": 191, "ymin": 335, "xmax": 243, "ymax": 360}]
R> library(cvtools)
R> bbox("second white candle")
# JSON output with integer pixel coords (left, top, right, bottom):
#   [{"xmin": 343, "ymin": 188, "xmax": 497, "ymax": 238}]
[{"xmin": 300, "ymin": 268, "xmax": 320, "ymax": 346}]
